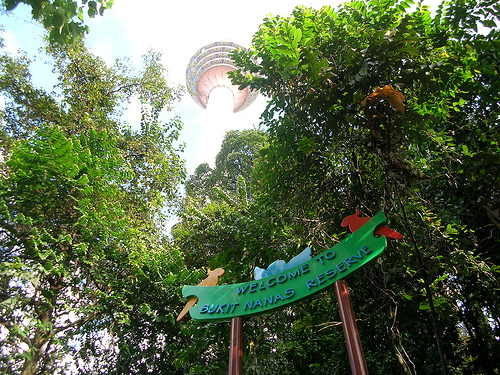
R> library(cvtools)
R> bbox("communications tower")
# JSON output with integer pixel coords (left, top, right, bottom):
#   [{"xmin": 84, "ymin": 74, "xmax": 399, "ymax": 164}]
[{"xmin": 186, "ymin": 41, "xmax": 257, "ymax": 113}]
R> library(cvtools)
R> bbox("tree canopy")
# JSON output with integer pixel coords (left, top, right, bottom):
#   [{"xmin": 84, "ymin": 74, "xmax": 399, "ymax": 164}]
[
  {"xmin": 231, "ymin": 1, "xmax": 499, "ymax": 373},
  {"xmin": 0, "ymin": 41, "xmax": 196, "ymax": 374},
  {"xmin": 1, "ymin": 0, "xmax": 499, "ymax": 374},
  {"xmin": 180, "ymin": 0, "xmax": 500, "ymax": 373}
]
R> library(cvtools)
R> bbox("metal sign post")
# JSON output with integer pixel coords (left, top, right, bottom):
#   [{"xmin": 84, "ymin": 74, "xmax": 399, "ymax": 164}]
[
  {"xmin": 229, "ymin": 317, "xmax": 243, "ymax": 375},
  {"xmin": 335, "ymin": 280, "xmax": 368, "ymax": 375}
]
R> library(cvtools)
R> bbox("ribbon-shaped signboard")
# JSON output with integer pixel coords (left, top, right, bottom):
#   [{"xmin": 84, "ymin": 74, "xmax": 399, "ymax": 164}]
[{"xmin": 182, "ymin": 211, "xmax": 388, "ymax": 321}]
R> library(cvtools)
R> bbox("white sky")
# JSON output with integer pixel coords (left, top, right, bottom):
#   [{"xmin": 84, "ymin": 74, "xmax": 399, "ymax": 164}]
[
  {"xmin": 84, "ymin": 0, "xmax": 344, "ymax": 174},
  {"xmin": 1, "ymin": 0, "xmax": 442, "ymax": 175}
]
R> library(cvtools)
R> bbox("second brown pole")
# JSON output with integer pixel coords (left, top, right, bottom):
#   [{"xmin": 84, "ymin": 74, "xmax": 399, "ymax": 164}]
[{"xmin": 335, "ymin": 280, "xmax": 368, "ymax": 375}]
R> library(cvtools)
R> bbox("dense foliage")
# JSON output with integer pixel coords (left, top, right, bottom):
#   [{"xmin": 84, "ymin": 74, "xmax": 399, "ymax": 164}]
[
  {"xmin": 176, "ymin": 1, "xmax": 500, "ymax": 374},
  {"xmin": 229, "ymin": 1, "xmax": 498, "ymax": 374},
  {"xmin": 0, "ymin": 42, "xmax": 197, "ymax": 374}
]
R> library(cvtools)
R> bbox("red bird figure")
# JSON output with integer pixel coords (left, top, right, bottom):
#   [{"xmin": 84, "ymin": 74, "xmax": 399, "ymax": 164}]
[{"xmin": 341, "ymin": 209, "xmax": 403, "ymax": 240}]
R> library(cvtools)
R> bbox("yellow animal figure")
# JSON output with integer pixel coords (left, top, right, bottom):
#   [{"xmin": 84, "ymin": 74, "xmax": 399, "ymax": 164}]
[{"xmin": 176, "ymin": 268, "xmax": 225, "ymax": 322}]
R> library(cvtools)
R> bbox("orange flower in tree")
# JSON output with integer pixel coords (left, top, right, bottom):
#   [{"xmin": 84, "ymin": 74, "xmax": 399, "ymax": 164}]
[{"xmin": 362, "ymin": 85, "xmax": 405, "ymax": 113}]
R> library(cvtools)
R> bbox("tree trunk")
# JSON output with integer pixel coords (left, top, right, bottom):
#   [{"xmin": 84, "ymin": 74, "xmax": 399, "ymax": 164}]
[
  {"xmin": 386, "ymin": 304, "xmax": 415, "ymax": 375},
  {"xmin": 21, "ymin": 295, "xmax": 54, "ymax": 375}
]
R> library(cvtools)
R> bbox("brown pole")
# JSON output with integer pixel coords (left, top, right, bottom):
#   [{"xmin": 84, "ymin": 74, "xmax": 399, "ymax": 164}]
[
  {"xmin": 335, "ymin": 280, "xmax": 368, "ymax": 375},
  {"xmin": 228, "ymin": 317, "xmax": 243, "ymax": 375}
]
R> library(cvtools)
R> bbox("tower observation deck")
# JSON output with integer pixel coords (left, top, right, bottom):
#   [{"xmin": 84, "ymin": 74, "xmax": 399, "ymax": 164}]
[{"xmin": 186, "ymin": 41, "xmax": 258, "ymax": 113}]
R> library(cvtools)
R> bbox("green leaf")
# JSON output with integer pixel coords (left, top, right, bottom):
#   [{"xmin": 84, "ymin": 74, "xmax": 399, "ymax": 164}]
[{"xmin": 398, "ymin": 46, "xmax": 420, "ymax": 56}]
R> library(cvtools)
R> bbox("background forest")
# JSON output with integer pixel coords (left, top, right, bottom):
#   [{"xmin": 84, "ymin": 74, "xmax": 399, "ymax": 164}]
[{"xmin": 1, "ymin": 0, "xmax": 499, "ymax": 374}]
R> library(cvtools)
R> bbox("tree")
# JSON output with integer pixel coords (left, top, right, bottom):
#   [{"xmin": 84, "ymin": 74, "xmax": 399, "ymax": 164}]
[
  {"xmin": 177, "ymin": 129, "xmax": 282, "ymax": 278},
  {"xmin": 228, "ymin": 1, "xmax": 499, "ymax": 373},
  {"xmin": 0, "ymin": 42, "xmax": 189, "ymax": 374},
  {"xmin": 1, "ymin": 0, "xmax": 114, "ymax": 44},
  {"xmin": 213, "ymin": 129, "xmax": 268, "ymax": 194},
  {"xmin": 186, "ymin": 129, "xmax": 268, "ymax": 204}
]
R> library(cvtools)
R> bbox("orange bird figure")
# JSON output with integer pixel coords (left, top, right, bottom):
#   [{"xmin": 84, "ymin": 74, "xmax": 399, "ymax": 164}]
[
  {"xmin": 341, "ymin": 209, "xmax": 403, "ymax": 240},
  {"xmin": 176, "ymin": 268, "xmax": 225, "ymax": 322}
]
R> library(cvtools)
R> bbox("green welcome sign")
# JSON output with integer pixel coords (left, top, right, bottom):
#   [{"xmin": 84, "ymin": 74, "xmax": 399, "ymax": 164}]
[{"xmin": 182, "ymin": 211, "xmax": 388, "ymax": 321}]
